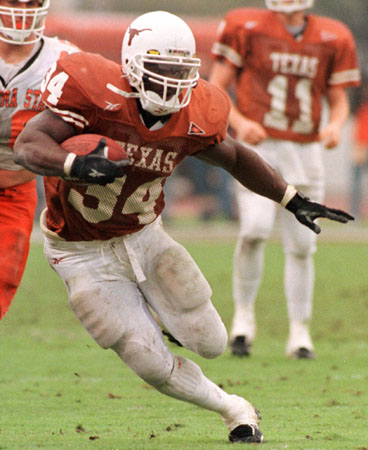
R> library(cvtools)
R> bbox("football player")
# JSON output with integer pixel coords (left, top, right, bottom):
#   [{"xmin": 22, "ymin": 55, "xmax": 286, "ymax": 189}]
[
  {"xmin": 14, "ymin": 11, "xmax": 353, "ymax": 444},
  {"xmin": 0, "ymin": 0, "xmax": 78, "ymax": 320},
  {"xmin": 210, "ymin": 0, "xmax": 361, "ymax": 358}
]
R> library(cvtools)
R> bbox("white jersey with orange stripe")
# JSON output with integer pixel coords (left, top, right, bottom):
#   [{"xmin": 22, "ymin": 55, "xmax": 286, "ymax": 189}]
[{"xmin": 0, "ymin": 36, "xmax": 78, "ymax": 171}]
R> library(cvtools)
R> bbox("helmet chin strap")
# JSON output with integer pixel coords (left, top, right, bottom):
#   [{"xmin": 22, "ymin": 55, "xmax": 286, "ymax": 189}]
[
  {"xmin": 107, "ymin": 83, "xmax": 180, "ymax": 116},
  {"xmin": 140, "ymin": 90, "xmax": 180, "ymax": 116},
  {"xmin": 106, "ymin": 82, "xmax": 140, "ymax": 99}
]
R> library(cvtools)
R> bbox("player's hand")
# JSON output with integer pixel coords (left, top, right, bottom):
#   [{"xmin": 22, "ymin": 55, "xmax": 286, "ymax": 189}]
[
  {"xmin": 235, "ymin": 118, "xmax": 268, "ymax": 146},
  {"xmin": 285, "ymin": 192, "xmax": 354, "ymax": 234},
  {"xmin": 318, "ymin": 123, "xmax": 341, "ymax": 149},
  {"xmin": 69, "ymin": 138, "xmax": 130, "ymax": 185}
]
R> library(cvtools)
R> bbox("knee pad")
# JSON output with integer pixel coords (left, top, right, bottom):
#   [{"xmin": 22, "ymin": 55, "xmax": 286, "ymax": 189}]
[
  {"xmin": 187, "ymin": 303, "xmax": 228, "ymax": 359},
  {"xmin": 167, "ymin": 302, "xmax": 227, "ymax": 359},
  {"xmin": 153, "ymin": 244, "xmax": 226, "ymax": 358},
  {"xmin": 237, "ymin": 236, "xmax": 266, "ymax": 254},
  {"xmin": 153, "ymin": 244, "xmax": 212, "ymax": 311},
  {"xmin": 284, "ymin": 236, "xmax": 317, "ymax": 257}
]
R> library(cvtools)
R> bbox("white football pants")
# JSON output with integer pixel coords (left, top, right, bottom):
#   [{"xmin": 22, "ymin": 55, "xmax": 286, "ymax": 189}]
[
  {"xmin": 231, "ymin": 139, "xmax": 325, "ymax": 339},
  {"xmin": 43, "ymin": 218, "xmax": 260, "ymax": 426}
]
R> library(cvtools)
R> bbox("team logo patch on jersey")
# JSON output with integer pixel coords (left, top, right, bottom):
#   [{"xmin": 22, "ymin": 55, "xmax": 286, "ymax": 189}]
[
  {"xmin": 188, "ymin": 122, "xmax": 205, "ymax": 135},
  {"xmin": 104, "ymin": 101, "xmax": 122, "ymax": 111}
]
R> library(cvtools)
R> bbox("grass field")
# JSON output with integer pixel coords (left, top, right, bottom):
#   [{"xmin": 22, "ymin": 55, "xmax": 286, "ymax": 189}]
[{"xmin": 1, "ymin": 232, "xmax": 367, "ymax": 449}]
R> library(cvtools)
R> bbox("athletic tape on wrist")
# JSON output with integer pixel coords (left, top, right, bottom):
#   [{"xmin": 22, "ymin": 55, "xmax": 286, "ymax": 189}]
[
  {"xmin": 280, "ymin": 185, "xmax": 297, "ymax": 207},
  {"xmin": 63, "ymin": 153, "xmax": 77, "ymax": 176}
]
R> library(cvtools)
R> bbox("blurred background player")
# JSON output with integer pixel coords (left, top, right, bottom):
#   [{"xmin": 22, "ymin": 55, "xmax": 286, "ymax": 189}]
[
  {"xmin": 13, "ymin": 11, "xmax": 353, "ymax": 443},
  {"xmin": 210, "ymin": 0, "xmax": 360, "ymax": 358},
  {"xmin": 350, "ymin": 81, "xmax": 368, "ymax": 220},
  {"xmin": 0, "ymin": 0, "xmax": 77, "ymax": 320}
]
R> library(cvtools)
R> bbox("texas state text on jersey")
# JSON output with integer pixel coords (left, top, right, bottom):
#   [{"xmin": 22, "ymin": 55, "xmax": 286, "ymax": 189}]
[
  {"xmin": 212, "ymin": 8, "xmax": 361, "ymax": 142},
  {"xmin": 0, "ymin": 37, "xmax": 78, "ymax": 171},
  {"xmin": 41, "ymin": 52, "xmax": 230, "ymax": 241}
]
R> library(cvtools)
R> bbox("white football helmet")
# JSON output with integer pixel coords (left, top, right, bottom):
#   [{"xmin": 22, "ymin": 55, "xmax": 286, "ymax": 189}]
[
  {"xmin": 265, "ymin": 0, "xmax": 314, "ymax": 13},
  {"xmin": 0, "ymin": 0, "xmax": 49, "ymax": 45},
  {"xmin": 121, "ymin": 11, "xmax": 200, "ymax": 116}
]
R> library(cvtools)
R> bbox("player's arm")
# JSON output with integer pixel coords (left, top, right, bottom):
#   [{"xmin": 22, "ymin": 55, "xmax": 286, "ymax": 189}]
[
  {"xmin": 14, "ymin": 109, "xmax": 129, "ymax": 185},
  {"xmin": 14, "ymin": 109, "xmax": 77, "ymax": 176},
  {"xmin": 209, "ymin": 61, "xmax": 267, "ymax": 145},
  {"xmin": 196, "ymin": 134, "xmax": 354, "ymax": 233},
  {"xmin": 196, "ymin": 134, "xmax": 286, "ymax": 203},
  {"xmin": 319, "ymin": 86, "xmax": 350, "ymax": 149}
]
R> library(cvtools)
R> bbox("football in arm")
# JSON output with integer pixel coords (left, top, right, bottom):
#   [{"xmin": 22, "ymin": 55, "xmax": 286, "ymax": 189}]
[{"xmin": 61, "ymin": 134, "xmax": 127, "ymax": 161}]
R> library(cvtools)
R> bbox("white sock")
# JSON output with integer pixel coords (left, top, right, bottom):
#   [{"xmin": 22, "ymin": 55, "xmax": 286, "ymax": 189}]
[
  {"xmin": 155, "ymin": 355, "xmax": 260, "ymax": 429},
  {"xmin": 155, "ymin": 355, "xmax": 231, "ymax": 413},
  {"xmin": 284, "ymin": 253, "xmax": 314, "ymax": 321},
  {"xmin": 231, "ymin": 238, "xmax": 265, "ymax": 338}
]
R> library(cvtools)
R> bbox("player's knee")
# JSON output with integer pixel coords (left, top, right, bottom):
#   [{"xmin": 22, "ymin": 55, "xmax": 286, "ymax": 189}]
[
  {"xmin": 285, "ymin": 240, "xmax": 316, "ymax": 257},
  {"xmin": 238, "ymin": 235, "xmax": 266, "ymax": 254},
  {"xmin": 181, "ymin": 304, "xmax": 228, "ymax": 359},
  {"xmin": 196, "ymin": 322, "xmax": 227, "ymax": 359},
  {"xmin": 239, "ymin": 217, "xmax": 272, "ymax": 245},
  {"xmin": 69, "ymin": 291, "xmax": 124, "ymax": 349},
  {"xmin": 153, "ymin": 245, "xmax": 226, "ymax": 358},
  {"xmin": 153, "ymin": 244, "xmax": 212, "ymax": 311},
  {"xmin": 235, "ymin": 235, "xmax": 267, "ymax": 265}
]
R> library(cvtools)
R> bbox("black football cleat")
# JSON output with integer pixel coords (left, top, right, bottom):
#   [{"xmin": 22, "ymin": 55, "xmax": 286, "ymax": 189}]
[
  {"xmin": 229, "ymin": 424, "xmax": 264, "ymax": 443},
  {"xmin": 230, "ymin": 335, "xmax": 252, "ymax": 356},
  {"xmin": 292, "ymin": 347, "xmax": 316, "ymax": 359}
]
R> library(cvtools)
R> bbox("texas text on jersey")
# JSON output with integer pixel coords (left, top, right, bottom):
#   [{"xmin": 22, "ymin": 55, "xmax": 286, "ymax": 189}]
[
  {"xmin": 212, "ymin": 8, "xmax": 360, "ymax": 142},
  {"xmin": 40, "ymin": 52, "xmax": 230, "ymax": 241}
]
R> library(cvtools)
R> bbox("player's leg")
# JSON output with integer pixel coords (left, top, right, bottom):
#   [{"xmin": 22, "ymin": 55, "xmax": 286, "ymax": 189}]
[
  {"xmin": 281, "ymin": 209, "xmax": 316, "ymax": 358},
  {"xmin": 44, "ymin": 235, "xmax": 263, "ymax": 443},
  {"xmin": 0, "ymin": 182, "xmax": 37, "ymax": 319},
  {"xmin": 151, "ymin": 353, "xmax": 263, "ymax": 443},
  {"xmin": 280, "ymin": 181, "xmax": 323, "ymax": 359},
  {"xmin": 279, "ymin": 141, "xmax": 324, "ymax": 359},
  {"xmin": 135, "ymin": 223, "xmax": 228, "ymax": 359},
  {"xmin": 113, "ymin": 329, "xmax": 263, "ymax": 442},
  {"xmin": 230, "ymin": 183, "xmax": 276, "ymax": 355}
]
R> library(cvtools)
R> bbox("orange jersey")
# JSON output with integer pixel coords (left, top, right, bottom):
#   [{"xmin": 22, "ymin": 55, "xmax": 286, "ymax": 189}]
[
  {"xmin": 354, "ymin": 103, "xmax": 368, "ymax": 145},
  {"xmin": 0, "ymin": 180, "xmax": 37, "ymax": 319},
  {"xmin": 212, "ymin": 8, "xmax": 361, "ymax": 142},
  {"xmin": 41, "ymin": 52, "xmax": 230, "ymax": 241}
]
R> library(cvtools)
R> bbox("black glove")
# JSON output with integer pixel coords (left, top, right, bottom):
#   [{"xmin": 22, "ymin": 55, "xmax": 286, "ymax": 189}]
[
  {"xmin": 286, "ymin": 192, "xmax": 354, "ymax": 234},
  {"xmin": 69, "ymin": 138, "xmax": 130, "ymax": 185}
]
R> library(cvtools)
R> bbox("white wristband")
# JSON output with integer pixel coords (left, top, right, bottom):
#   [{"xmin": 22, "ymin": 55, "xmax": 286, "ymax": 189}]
[
  {"xmin": 280, "ymin": 185, "xmax": 297, "ymax": 208},
  {"xmin": 63, "ymin": 152, "xmax": 77, "ymax": 176}
]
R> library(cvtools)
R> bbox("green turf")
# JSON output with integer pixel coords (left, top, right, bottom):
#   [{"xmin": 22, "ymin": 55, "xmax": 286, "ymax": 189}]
[{"xmin": 1, "ymin": 237, "xmax": 367, "ymax": 449}]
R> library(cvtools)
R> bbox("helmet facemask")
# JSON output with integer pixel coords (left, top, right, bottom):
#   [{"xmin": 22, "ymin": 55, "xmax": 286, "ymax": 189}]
[
  {"xmin": 0, "ymin": 0, "xmax": 49, "ymax": 45},
  {"xmin": 265, "ymin": 0, "xmax": 314, "ymax": 13},
  {"xmin": 126, "ymin": 52, "xmax": 200, "ymax": 116},
  {"xmin": 121, "ymin": 11, "xmax": 201, "ymax": 116}
]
